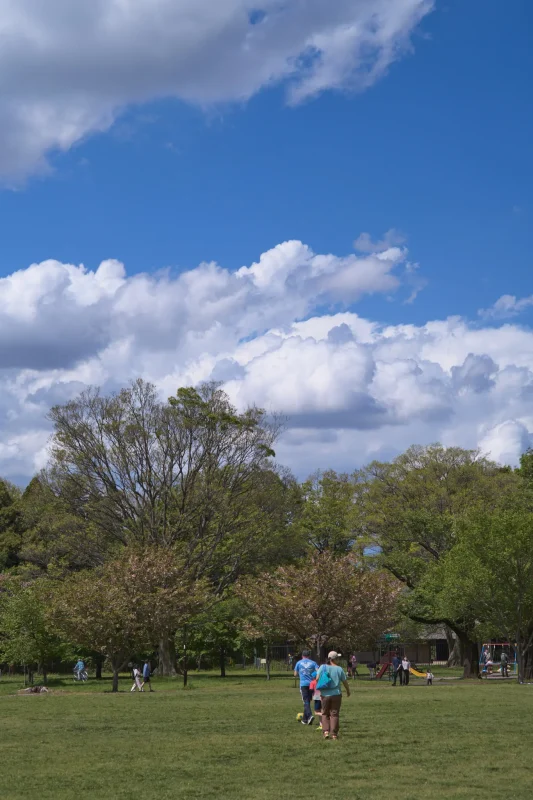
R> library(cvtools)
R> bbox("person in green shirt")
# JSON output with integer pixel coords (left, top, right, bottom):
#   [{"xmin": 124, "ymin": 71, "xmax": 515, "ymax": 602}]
[{"xmin": 316, "ymin": 651, "xmax": 351, "ymax": 740}]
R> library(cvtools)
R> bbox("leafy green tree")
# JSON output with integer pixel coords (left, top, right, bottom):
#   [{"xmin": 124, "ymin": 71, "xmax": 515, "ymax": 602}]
[
  {"xmin": 175, "ymin": 596, "xmax": 252, "ymax": 679},
  {"xmin": 295, "ymin": 470, "xmax": 357, "ymax": 554},
  {"xmin": 516, "ymin": 448, "xmax": 533, "ymax": 481},
  {"xmin": 18, "ymin": 477, "xmax": 116, "ymax": 573},
  {"xmin": 353, "ymin": 444, "xmax": 517, "ymax": 676},
  {"xmin": 0, "ymin": 479, "xmax": 24, "ymax": 569},
  {"xmin": 237, "ymin": 551, "xmax": 400, "ymax": 661},
  {"xmin": 50, "ymin": 547, "xmax": 209, "ymax": 691},
  {"xmin": 0, "ymin": 579, "xmax": 66, "ymax": 684},
  {"xmin": 426, "ymin": 508, "xmax": 533, "ymax": 681}
]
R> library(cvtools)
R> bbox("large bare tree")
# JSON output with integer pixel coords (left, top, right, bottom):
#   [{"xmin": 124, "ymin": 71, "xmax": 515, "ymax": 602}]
[{"xmin": 46, "ymin": 380, "xmax": 294, "ymax": 672}]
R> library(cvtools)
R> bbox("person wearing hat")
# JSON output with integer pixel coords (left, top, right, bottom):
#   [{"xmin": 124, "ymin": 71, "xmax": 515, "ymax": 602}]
[{"xmin": 316, "ymin": 651, "xmax": 351, "ymax": 740}]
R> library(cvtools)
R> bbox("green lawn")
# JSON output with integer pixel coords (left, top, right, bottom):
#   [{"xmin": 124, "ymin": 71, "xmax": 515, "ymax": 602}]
[{"xmin": 0, "ymin": 672, "xmax": 531, "ymax": 799}]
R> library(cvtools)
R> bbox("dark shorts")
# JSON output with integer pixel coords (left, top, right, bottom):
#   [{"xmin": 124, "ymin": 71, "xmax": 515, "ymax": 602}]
[
  {"xmin": 314, "ymin": 699, "xmax": 322, "ymax": 712},
  {"xmin": 143, "ymin": 676, "xmax": 151, "ymax": 682}
]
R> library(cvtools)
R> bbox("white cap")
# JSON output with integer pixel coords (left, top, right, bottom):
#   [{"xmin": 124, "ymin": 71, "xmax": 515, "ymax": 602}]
[{"xmin": 328, "ymin": 651, "xmax": 342, "ymax": 660}]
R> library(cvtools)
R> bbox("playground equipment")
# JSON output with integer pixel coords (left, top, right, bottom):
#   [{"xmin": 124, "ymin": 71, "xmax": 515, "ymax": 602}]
[
  {"xmin": 479, "ymin": 642, "xmax": 517, "ymax": 677},
  {"xmin": 375, "ymin": 635, "xmax": 430, "ymax": 680},
  {"xmin": 376, "ymin": 657, "xmax": 427, "ymax": 680},
  {"xmin": 409, "ymin": 666, "xmax": 427, "ymax": 678}
]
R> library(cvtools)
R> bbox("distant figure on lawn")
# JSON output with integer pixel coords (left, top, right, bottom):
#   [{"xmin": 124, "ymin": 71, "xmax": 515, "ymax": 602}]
[
  {"xmin": 500, "ymin": 651, "xmax": 510, "ymax": 677},
  {"xmin": 401, "ymin": 656, "xmax": 411, "ymax": 685},
  {"xmin": 317, "ymin": 651, "xmax": 351, "ymax": 740},
  {"xmin": 426, "ymin": 669, "xmax": 434, "ymax": 686},
  {"xmin": 131, "ymin": 665, "xmax": 143, "ymax": 692},
  {"xmin": 294, "ymin": 650, "xmax": 319, "ymax": 725},
  {"xmin": 392, "ymin": 654, "xmax": 403, "ymax": 686},
  {"xmin": 348, "ymin": 653, "xmax": 359, "ymax": 678},
  {"xmin": 74, "ymin": 658, "xmax": 85, "ymax": 676},
  {"xmin": 141, "ymin": 660, "xmax": 154, "ymax": 692}
]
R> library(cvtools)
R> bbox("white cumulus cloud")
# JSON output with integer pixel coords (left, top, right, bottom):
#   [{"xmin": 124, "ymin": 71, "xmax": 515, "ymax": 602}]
[
  {"xmin": 0, "ymin": 0, "xmax": 433, "ymax": 180},
  {"xmin": 1, "ymin": 236, "xmax": 533, "ymax": 482}
]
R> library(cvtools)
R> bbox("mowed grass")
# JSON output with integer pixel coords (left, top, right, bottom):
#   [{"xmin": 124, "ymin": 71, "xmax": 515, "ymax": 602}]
[{"xmin": 0, "ymin": 673, "xmax": 532, "ymax": 800}]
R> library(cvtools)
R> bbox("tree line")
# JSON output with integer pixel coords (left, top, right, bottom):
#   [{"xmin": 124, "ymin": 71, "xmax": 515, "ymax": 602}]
[{"xmin": 1, "ymin": 379, "xmax": 532, "ymax": 687}]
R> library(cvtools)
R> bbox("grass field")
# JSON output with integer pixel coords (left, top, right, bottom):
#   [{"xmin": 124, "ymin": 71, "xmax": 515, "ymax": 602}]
[{"xmin": 1, "ymin": 672, "xmax": 532, "ymax": 799}]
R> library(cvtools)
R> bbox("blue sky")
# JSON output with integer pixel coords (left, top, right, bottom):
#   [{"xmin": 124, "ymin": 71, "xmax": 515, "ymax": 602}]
[
  {"xmin": 1, "ymin": 1, "xmax": 531, "ymax": 325},
  {"xmin": 0, "ymin": 0, "xmax": 532, "ymax": 482}
]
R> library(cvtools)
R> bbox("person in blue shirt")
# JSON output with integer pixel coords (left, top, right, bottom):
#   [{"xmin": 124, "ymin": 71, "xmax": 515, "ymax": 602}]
[
  {"xmin": 316, "ymin": 651, "xmax": 350, "ymax": 740},
  {"xmin": 392, "ymin": 654, "xmax": 403, "ymax": 686},
  {"xmin": 74, "ymin": 659, "xmax": 85, "ymax": 680},
  {"xmin": 294, "ymin": 650, "xmax": 319, "ymax": 724},
  {"xmin": 140, "ymin": 660, "xmax": 154, "ymax": 692}
]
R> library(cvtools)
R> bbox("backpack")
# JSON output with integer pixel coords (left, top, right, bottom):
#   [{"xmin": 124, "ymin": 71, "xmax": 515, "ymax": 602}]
[{"xmin": 316, "ymin": 666, "xmax": 333, "ymax": 690}]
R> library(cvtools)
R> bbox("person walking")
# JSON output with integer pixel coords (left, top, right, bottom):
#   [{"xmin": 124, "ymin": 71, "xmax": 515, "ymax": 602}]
[
  {"xmin": 401, "ymin": 656, "xmax": 411, "ymax": 686},
  {"xmin": 349, "ymin": 653, "xmax": 359, "ymax": 678},
  {"xmin": 500, "ymin": 651, "xmax": 509, "ymax": 678},
  {"xmin": 140, "ymin": 660, "xmax": 154, "ymax": 692},
  {"xmin": 426, "ymin": 668, "xmax": 434, "ymax": 686},
  {"xmin": 131, "ymin": 665, "xmax": 143, "ymax": 692},
  {"xmin": 294, "ymin": 650, "xmax": 319, "ymax": 725},
  {"xmin": 392, "ymin": 654, "xmax": 403, "ymax": 686},
  {"xmin": 317, "ymin": 651, "xmax": 350, "ymax": 740}
]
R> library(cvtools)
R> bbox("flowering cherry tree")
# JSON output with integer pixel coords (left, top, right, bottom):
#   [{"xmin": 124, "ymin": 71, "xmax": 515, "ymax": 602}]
[
  {"xmin": 51, "ymin": 547, "xmax": 208, "ymax": 691},
  {"xmin": 236, "ymin": 551, "xmax": 400, "ymax": 659}
]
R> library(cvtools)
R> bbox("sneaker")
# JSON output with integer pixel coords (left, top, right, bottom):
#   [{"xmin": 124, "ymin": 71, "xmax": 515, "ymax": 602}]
[
  {"xmin": 306, "ymin": 717, "xmax": 314, "ymax": 725},
  {"xmin": 316, "ymin": 725, "xmax": 323, "ymax": 731},
  {"xmin": 301, "ymin": 720, "xmax": 308, "ymax": 725}
]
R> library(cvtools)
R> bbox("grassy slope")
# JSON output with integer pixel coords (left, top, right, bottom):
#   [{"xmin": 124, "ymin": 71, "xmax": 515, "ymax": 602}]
[{"xmin": 0, "ymin": 673, "xmax": 531, "ymax": 800}]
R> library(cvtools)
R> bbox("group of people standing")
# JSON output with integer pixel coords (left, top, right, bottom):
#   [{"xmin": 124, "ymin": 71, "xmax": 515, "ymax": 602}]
[
  {"xmin": 294, "ymin": 650, "xmax": 351, "ymax": 740},
  {"xmin": 392, "ymin": 655, "xmax": 412, "ymax": 686}
]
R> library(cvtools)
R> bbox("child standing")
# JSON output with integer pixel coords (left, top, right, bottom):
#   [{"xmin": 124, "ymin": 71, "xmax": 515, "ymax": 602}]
[
  {"xmin": 309, "ymin": 677, "xmax": 322, "ymax": 730},
  {"xmin": 426, "ymin": 669, "xmax": 434, "ymax": 686}
]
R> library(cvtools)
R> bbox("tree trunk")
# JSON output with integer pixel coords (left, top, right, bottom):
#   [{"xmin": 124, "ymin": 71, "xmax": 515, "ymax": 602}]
[
  {"xmin": 219, "ymin": 646, "xmax": 226, "ymax": 678},
  {"xmin": 183, "ymin": 626, "xmax": 188, "ymax": 688},
  {"xmin": 265, "ymin": 643, "xmax": 271, "ymax": 682},
  {"xmin": 42, "ymin": 669, "xmax": 48, "ymax": 686},
  {"xmin": 517, "ymin": 637, "xmax": 533, "ymax": 683},
  {"xmin": 112, "ymin": 669, "xmax": 119, "ymax": 693},
  {"xmin": 159, "ymin": 633, "xmax": 177, "ymax": 677},
  {"xmin": 95, "ymin": 655, "xmax": 103, "ymax": 680},
  {"xmin": 457, "ymin": 632, "xmax": 479, "ymax": 678},
  {"xmin": 446, "ymin": 627, "xmax": 461, "ymax": 667}
]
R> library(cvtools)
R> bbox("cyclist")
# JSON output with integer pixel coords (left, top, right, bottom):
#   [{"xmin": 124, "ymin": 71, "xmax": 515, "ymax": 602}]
[{"xmin": 74, "ymin": 658, "xmax": 86, "ymax": 680}]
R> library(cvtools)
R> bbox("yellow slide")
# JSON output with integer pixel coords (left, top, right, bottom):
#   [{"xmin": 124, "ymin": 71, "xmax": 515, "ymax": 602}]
[{"xmin": 409, "ymin": 667, "xmax": 427, "ymax": 678}]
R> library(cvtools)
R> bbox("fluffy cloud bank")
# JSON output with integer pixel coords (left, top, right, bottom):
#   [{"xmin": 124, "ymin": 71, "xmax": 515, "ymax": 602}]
[
  {"xmin": 0, "ymin": 0, "xmax": 433, "ymax": 180},
  {"xmin": 1, "ymin": 238, "xmax": 533, "ymax": 482}
]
